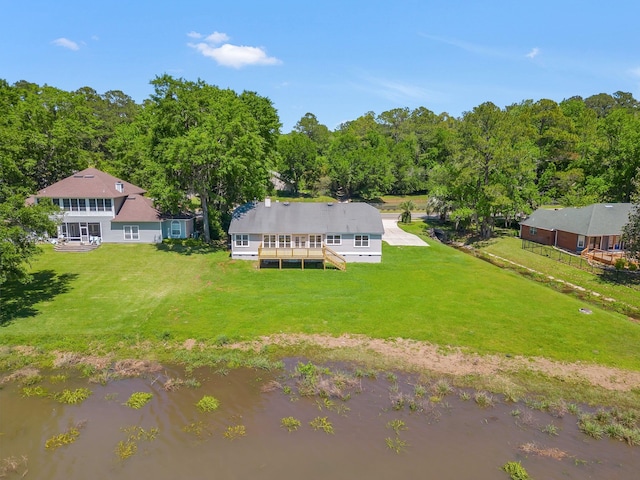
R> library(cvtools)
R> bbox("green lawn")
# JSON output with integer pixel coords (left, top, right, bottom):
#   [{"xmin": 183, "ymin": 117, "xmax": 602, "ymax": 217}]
[{"xmin": 2, "ymin": 238, "xmax": 640, "ymax": 370}]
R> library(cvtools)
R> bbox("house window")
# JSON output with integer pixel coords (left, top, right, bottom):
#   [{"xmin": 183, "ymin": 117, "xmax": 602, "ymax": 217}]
[
  {"xmin": 171, "ymin": 220, "xmax": 181, "ymax": 238},
  {"xmin": 309, "ymin": 235, "xmax": 322, "ymax": 248},
  {"xmin": 577, "ymin": 235, "xmax": 585, "ymax": 249},
  {"xmin": 124, "ymin": 225, "xmax": 139, "ymax": 240},
  {"xmin": 278, "ymin": 234, "xmax": 292, "ymax": 248},
  {"xmin": 354, "ymin": 234, "xmax": 370, "ymax": 247},
  {"xmin": 529, "ymin": 227, "xmax": 537, "ymax": 235},
  {"xmin": 235, "ymin": 234, "xmax": 249, "ymax": 247},
  {"xmin": 88, "ymin": 198, "xmax": 112, "ymax": 211},
  {"xmin": 263, "ymin": 234, "xmax": 276, "ymax": 248},
  {"xmin": 325, "ymin": 234, "xmax": 341, "ymax": 246}
]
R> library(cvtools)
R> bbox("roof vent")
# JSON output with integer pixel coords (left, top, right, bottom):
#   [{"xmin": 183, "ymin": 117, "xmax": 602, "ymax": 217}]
[
  {"xmin": 84, "ymin": 175, "xmax": 94, "ymax": 178},
  {"xmin": 115, "ymin": 181, "xmax": 124, "ymax": 193},
  {"xmin": 73, "ymin": 175, "xmax": 83, "ymax": 178},
  {"xmin": 283, "ymin": 201, "xmax": 289, "ymax": 206},
  {"xmin": 605, "ymin": 205, "xmax": 613, "ymax": 208},
  {"xmin": 327, "ymin": 202, "xmax": 333, "ymax": 206},
  {"xmin": 265, "ymin": 197, "xmax": 271, "ymax": 207}
]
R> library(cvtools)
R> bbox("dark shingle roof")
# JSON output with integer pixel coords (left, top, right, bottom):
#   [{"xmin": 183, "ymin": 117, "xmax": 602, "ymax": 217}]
[
  {"xmin": 520, "ymin": 203, "xmax": 633, "ymax": 235},
  {"xmin": 228, "ymin": 201, "xmax": 384, "ymax": 235},
  {"xmin": 112, "ymin": 194, "xmax": 161, "ymax": 223},
  {"xmin": 36, "ymin": 168, "xmax": 146, "ymax": 199}
]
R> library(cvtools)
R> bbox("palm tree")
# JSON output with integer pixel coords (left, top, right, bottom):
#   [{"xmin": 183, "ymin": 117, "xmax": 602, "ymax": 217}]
[{"xmin": 399, "ymin": 200, "xmax": 415, "ymax": 224}]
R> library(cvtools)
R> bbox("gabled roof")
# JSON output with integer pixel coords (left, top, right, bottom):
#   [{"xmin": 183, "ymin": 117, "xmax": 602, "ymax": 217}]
[
  {"xmin": 228, "ymin": 201, "xmax": 384, "ymax": 235},
  {"xmin": 35, "ymin": 168, "xmax": 146, "ymax": 199},
  {"xmin": 112, "ymin": 194, "xmax": 161, "ymax": 223},
  {"xmin": 520, "ymin": 203, "xmax": 633, "ymax": 236}
]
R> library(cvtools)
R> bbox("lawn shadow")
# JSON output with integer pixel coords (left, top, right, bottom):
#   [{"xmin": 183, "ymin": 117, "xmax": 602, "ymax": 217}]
[
  {"xmin": 155, "ymin": 239, "xmax": 226, "ymax": 256},
  {"xmin": 598, "ymin": 269, "xmax": 640, "ymax": 288},
  {"xmin": 0, "ymin": 270, "xmax": 78, "ymax": 326}
]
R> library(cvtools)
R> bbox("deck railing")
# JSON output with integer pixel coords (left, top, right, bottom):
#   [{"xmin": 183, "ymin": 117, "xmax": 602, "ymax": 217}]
[{"xmin": 257, "ymin": 245, "xmax": 346, "ymax": 270}]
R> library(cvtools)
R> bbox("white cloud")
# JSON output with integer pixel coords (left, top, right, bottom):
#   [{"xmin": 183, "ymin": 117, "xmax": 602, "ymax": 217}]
[
  {"xmin": 526, "ymin": 47, "xmax": 540, "ymax": 59},
  {"xmin": 205, "ymin": 31, "xmax": 230, "ymax": 44},
  {"xmin": 187, "ymin": 31, "xmax": 202, "ymax": 39},
  {"xmin": 357, "ymin": 75, "xmax": 441, "ymax": 103},
  {"xmin": 52, "ymin": 37, "xmax": 80, "ymax": 51},
  {"xmin": 187, "ymin": 31, "xmax": 281, "ymax": 68}
]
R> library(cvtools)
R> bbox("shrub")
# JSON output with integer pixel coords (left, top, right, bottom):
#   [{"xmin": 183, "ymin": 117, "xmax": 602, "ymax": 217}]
[{"xmin": 502, "ymin": 461, "xmax": 531, "ymax": 480}]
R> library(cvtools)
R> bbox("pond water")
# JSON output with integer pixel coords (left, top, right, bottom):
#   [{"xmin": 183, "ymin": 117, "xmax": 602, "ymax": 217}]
[{"xmin": 1, "ymin": 361, "xmax": 638, "ymax": 479}]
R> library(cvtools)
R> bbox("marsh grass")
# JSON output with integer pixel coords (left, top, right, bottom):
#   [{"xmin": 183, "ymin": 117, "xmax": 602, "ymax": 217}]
[
  {"xmin": 542, "ymin": 423, "xmax": 559, "ymax": 436},
  {"xmin": 519, "ymin": 442, "xmax": 568, "ymax": 460},
  {"xmin": 578, "ymin": 408, "xmax": 640, "ymax": 445},
  {"xmin": 183, "ymin": 421, "xmax": 211, "ymax": 437},
  {"xmin": 474, "ymin": 391, "xmax": 494, "ymax": 408},
  {"xmin": 124, "ymin": 392, "xmax": 153, "ymax": 409}
]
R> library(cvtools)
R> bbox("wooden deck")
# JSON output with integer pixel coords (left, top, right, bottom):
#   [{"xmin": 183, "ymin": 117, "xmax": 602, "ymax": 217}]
[
  {"xmin": 258, "ymin": 246, "xmax": 346, "ymax": 270},
  {"xmin": 580, "ymin": 248, "xmax": 626, "ymax": 266}
]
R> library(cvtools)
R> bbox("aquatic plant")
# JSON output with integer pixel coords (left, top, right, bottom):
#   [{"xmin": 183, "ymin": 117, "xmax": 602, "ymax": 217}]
[
  {"xmin": 386, "ymin": 419, "xmax": 407, "ymax": 434},
  {"xmin": 459, "ymin": 391, "xmax": 471, "ymax": 401},
  {"xmin": 223, "ymin": 425, "xmax": 246, "ymax": 440},
  {"xmin": 309, "ymin": 416, "xmax": 334, "ymax": 434},
  {"xmin": 124, "ymin": 392, "xmax": 153, "ymax": 409},
  {"xmin": 280, "ymin": 417, "xmax": 301, "ymax": 432},
  {"xmin": 45, "ymin": 427, "xmax": 81, "ymax": 450},
  {"xmin": 21, "ymin": 374, "xmax": 43, "ymax": 386},
  {"xmin": 116, "ymin": 440, "xmax": 137, "ymax": 460},
  {"xmin": 49, "ymin": 374, "xmax": 67, "ymax": 384},
  {"xmin": 55, "ymin": 388, "xmax": 92, "ymax": 404},
  {"xmin": 116, "ymin": 426, "xmax": 159, "ymax": 460},
  {"xmin": 385, "ymin": 436, "xmax": 408, "ymax": 453},
  {"xmin": 196, "ymin": 395, "xmax": 220, "ymax": 412},
  {"xmin": 502, "ymin": 461, "xmax": 531, "ymax": 480},
  {"xmin": 183, "ymin": 421, "xmax": 211, "ymax": 436},
  {"xmin": 542, "ymin": 423, "xmax": 559, "ymax": 436},
  {"xmin": 21, "ymin": 386, "xmax": 49, "ymax": 398}
]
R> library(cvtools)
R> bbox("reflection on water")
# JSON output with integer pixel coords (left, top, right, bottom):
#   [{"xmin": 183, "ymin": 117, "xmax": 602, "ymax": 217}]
[{"xmin": 1, "ymin": 362, "xmax": 638, "ymax": 480}]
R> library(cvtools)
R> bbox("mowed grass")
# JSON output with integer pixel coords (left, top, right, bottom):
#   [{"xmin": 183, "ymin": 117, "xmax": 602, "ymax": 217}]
[
  {"xmin": 2, "ymin": 239, "xmax": 640, "ymax": 371},
  {"xmin": 474, "ymin": 234, "xmax": 640, "ymax": 308}
]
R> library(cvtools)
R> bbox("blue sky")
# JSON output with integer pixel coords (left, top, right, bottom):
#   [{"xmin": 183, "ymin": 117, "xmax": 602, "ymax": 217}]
[{"xmin": 2, "ymin": 0, "xmax": 640, "ymax": 131}]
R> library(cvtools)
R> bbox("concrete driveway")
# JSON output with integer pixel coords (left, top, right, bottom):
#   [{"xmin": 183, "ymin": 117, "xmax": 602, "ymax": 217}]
[{"xmin": 381, "ymin": 218, "xmax": 429, "ymax": 246}]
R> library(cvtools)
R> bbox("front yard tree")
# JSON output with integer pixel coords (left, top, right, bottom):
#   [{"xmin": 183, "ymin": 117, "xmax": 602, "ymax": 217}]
[{"xmin": 146, "ymin": 75, "xmax": 278, "ymax": 242}]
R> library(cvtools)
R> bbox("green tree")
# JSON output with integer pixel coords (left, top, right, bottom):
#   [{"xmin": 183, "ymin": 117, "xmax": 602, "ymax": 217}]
[
  {"xmin": 145, "ymin": 75, "xmax": 278, "ymax": 242},
  {"xmin": 0, "ymin": 193, "xmax": 57, "ymax": 286},
  {"xmin": 277, "ymin": 132, "xmax": 319, "ymax": 193}
]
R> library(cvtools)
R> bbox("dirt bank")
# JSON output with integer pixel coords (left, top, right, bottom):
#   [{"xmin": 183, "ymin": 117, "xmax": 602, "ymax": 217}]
[{"xmin": 228, "ymin": 333, "xmax": 640, "ymax": 392}]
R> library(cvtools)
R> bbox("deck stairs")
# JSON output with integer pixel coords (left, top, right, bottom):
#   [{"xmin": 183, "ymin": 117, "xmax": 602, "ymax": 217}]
[{"xmin": 54, "ymin": 242, "xmax": 100, "ymax": 253}]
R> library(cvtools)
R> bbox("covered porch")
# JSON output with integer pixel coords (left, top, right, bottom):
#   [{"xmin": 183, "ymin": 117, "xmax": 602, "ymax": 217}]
[{"xmin": 58, "ymin": 222, "xmax": 102, "ymax": 245}]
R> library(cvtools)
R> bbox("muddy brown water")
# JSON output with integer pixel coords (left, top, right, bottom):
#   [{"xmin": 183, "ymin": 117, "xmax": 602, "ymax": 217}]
[{"xmin": 1, "ymin": 362, "xmax": 639, "ymax": 479}]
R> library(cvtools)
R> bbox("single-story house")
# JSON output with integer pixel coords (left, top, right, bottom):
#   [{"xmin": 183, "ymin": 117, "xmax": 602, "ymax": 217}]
[
  {"xmin": 32, "ymin": 168, "xmax": 194, "ymax": 244},
  {"xmin": 519, "ymin": 203, "xmax": 632, "ymax": 253},
  {"xmin": 228, "ymin": 199, "xmax": 384, "ymax": 268}
]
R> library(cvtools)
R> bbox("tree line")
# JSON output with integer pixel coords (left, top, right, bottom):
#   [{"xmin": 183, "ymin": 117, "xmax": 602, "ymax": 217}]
[{"xmin": 2, "ymin": 76, "xmax": 640, "ymax": 283}]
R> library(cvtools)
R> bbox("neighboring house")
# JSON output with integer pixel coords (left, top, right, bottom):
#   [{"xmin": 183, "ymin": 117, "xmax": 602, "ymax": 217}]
[
  {"xmin": 228, "ymin": 199, "xmax": 384, "ymax": 268},
  {"xmin": 519, "ymin": 203, "xmax": 632, "ymax": 253},
  {"xmin": 33, "ymin": 168, "xmax": 194, "ymax": 244}
]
